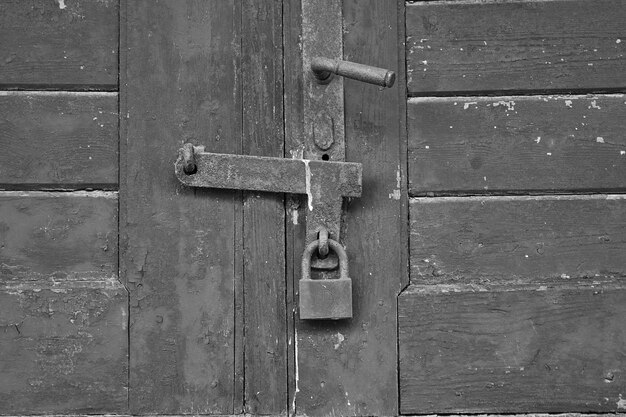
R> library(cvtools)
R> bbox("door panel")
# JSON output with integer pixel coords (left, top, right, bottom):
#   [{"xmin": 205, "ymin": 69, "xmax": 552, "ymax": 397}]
[
  {"xmin": 410, "ymin": 195, "xmax": 626, "ymax": 283},
  {"xmin": 0, "ymin": 0, "xmax": 118, "ymax": 88},
  {"xmin": 286, "ymin": 1, "xmax": 408, "ymax": 415},
  {"xmin": 1, "ymin": 1, "xmax": 124, "ymax": 414},
  {"xmin": 402, "ymin": 0, "xmax": 626, "ymax": 414},
  {"xmin": 409, "ymin": 95, "xmax": 626, "ymax": 194},
  {"xmin": 407, "ymin": 0, "xmax": 626, "ymax": 94},
  {"xmin": 400, "ymin": 285, "xmax": 626, "ymax": 413},
  {"xmin": 123, "ymin": 1, "xmax": 241, "ymax": 413},
  {"xmin": 0, "ymin": 193, "xmax": 126, "ymax": 413},
  {"xmin": 0, "ymin": 92, "xmax": 118, "ymax": 189},
  {"xmin": 122, "ymin": 1, "xmax": 289, "ymax": 414}
]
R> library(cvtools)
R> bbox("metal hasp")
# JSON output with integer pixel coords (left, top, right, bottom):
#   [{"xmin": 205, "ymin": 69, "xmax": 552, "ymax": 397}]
[
  {"xmin": 311, "ymin": 57, "xmax": 396, "ymax": 88},
  {"xmin": 175, "ymin": 143, "xmax": 362, "ymax": 256}
]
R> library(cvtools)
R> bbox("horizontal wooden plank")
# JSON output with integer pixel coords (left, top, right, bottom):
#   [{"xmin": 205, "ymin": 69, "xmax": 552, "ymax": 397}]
[
  {"xmin": 410, "ymin": 195, "xmax": 626, "ymax": 284},
  {"xmin": 407, "ymin": 0, "xmax": 626, "ymax": 94},
  {"xmin": 399, "ymin": 284, "xmax": 626, "ymax": 413},
  {"xmin": 0, "ymin": 92, "xmax": 118, "ymax": 189},
  {"xmin": 0, "ymin": 192, "xmax": 117, "ymax": 282},
  {"xmin": 0, "ymin": 279, "xmax": 127, "ymax": 413},
  {"xmin": 0, "ymin": 0, "xmax": 118, "ymax": 88},
  {"xmin": 408, "ymin": 95, "xmax": 626, "ymax": 194}
]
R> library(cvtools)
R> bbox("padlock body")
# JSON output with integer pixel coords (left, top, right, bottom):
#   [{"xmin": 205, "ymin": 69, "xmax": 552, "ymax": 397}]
[{"xmin": 299, "ymin": 278, "xmax": 352, "ymax": 320}]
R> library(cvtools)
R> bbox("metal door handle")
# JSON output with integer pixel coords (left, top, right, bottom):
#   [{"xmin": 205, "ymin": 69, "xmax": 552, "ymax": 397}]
[{"xmin": 311, "ymin": 57, "xmax": 396, "ymax": 88}]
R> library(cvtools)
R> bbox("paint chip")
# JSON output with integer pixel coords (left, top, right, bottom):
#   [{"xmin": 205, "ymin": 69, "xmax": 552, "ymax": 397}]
[
  {"xmin": 57, "ymin": 0, "xmax": 67, "ymax": 9},
  {"xmin": 597, "ymin": 137, "xmax": 605, "ymax": 143},
  {"xmin": 535, "ymin": 137, "xmax": 541, "ymax": 143}
]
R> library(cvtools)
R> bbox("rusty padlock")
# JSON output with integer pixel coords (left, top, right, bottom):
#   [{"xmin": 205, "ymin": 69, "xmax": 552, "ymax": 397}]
[{"xmin": 299, "ymin": 238, "xmax": 352, "ymax": 320}]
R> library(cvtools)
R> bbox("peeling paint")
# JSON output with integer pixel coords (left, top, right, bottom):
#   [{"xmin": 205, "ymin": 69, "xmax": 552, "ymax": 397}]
[
  {"xmin": 333, "ymin": 332, "xmax": 345, "ymax": 350},
  {"xmin": 291, "ymin": 208, "xmax": 299, "ymax": 225},
  {"xmin": 492, "ymin": 100, "xmax": 516, "ymax": 111},
  {"xmin": 291, "ymin": 327, "xmax": 299, "ymax": 413},
  {"xmin": 463, "ymin": 101, "xmax": 477, "ymax": 110},
  {"xmin": 617, "ymin": 394, "xmax": 626, "ymax": 409},
  {"xmin": 303, "ymin": 159, "xmax": 313, "ymax": 211},
  {"xmin": 388, "ymin": 189, "xmax": 401, "ymax": 200}
]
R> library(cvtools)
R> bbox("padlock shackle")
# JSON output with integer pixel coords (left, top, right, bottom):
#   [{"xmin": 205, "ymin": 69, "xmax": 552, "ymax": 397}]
[{"xmin": 301, "ymin": 238, "xmax": 349, "ymax": 280}]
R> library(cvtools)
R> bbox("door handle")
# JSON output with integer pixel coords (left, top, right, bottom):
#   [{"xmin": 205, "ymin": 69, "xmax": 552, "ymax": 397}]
[{"xmin": 311, "ymin": 57, "xmax": 396, "ymax": 88}]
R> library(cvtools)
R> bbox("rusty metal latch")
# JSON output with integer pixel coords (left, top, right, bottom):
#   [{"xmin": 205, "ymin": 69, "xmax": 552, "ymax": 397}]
[{"xmin": 175, "ymin": 144, "xmax": 362, "ymax": 319}]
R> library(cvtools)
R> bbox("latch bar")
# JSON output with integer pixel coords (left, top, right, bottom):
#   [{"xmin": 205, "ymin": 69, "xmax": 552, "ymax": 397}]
[{"xmin": 175, "ymin": 149, "xmax": 361, "ymax": 199}]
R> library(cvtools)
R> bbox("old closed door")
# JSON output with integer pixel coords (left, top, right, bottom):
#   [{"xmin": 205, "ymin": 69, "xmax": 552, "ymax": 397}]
[{"xmin": 2, "ymin": 0, "xmax": 625, "ymax": 416}]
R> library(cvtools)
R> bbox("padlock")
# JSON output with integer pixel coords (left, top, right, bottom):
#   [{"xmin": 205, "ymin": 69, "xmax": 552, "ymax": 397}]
[{"xmin": 299, "ymin": 238, "xmax": 352, "ymax": 320}]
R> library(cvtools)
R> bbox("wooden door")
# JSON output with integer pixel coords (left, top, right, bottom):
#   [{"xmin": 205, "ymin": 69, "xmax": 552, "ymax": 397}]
[{"xmin": 2, "ymin": 0, "xmax": 625, "ymax": 416}]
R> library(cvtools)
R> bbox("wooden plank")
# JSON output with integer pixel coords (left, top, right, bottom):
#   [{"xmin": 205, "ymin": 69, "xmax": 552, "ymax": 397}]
[
  {"xmin": 122, "ymin": 1, "xmax": 241, "ymax": 413},
  {"xmin": 0, "ymin": 192, "xmax": 117, "ymax": 282},
  {"xmin": 292, "ymin": 0, "xmax": 407, "ymax": 415},
  {"xmin": 0, "ymin": 92, "xmax": 118, "ymax": 189},
  {"xmin": 410, "ymin": 195, "xmax": 626, "ymax": 285},
  {"xmin": 282, "ymin": 0, "xmax": 305, "ymax": 412},
  {"xmin": 408, "ymin": 95, "xmax": 626, "ymax": 194},
  {"xmin": 241, "ymin": 1, "xmax": 287, "ymax": 414},
  {"xmin": 399, "ymin": 283, "xmax": 626, "ymax": 413},
  {"xmin": 0, "ymin": 279, "xmax": 127, "ymax": 414},
  {"xmin": 0, "ymin": 0, "xmax": 118, "ymax": 88},
  {"xmin": 406, "ymin": 0, "xmax": 626, "ymax": 94}
]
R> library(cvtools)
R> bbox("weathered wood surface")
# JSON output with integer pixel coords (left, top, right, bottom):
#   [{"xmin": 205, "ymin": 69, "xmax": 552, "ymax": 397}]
[
  {"xmin": 122, "ymin": 1, "xmax": 240, "ymax": 413},
  {"xmin": 407, "ymin": 0, "xmax": 626, "ymax": 94},
  {"xmin": 399, "ymin": 283, "xmax": 626, "ymax": 413},
  {"xmin": 0, "ymin": 280, "xmax": 127, "ymax": 414},
  {"xmin": 0, "ymin": 0, "xmax": 118, "ymax": 88},
  {"xmin": 0, "ymin": 92, "xmax": 118, "ymax": 189},
  {"xmin": 289, "ymin": 0, "xmax": 407, "ymax": 415},
  {"xmin": 0, "ymin": 192, "xmax": 117, "ymax": 282},
  {"xmin": 411, "ymin": 195, "xmax": 626, "ymax": 284},
  {"xmin": 241, "ymin": 1, "xmax": 287, "ymax": 413},
  {"xmin": 0, "ymin": 192, "xmax": 125, "ymax": 413},
  {"xmin": 409, "ymin": 95, "xmax": 626, "ymax": 194}
]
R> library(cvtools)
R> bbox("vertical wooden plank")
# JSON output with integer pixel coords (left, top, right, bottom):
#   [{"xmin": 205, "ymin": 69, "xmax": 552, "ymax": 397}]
[
  {"xmin": 294, "ymin": 0, "xmax": 407, "ymax": 415},
  {"xmin": 122, "ymin": 2, "xmax": 241, "ymax": 413},
  {"xmin": 282, "ymin": 0, "xmax": 306, "ymax": 413},
  {"xmin": 241, "ymin": 1, "xmax": 287, "ymax": 414}
]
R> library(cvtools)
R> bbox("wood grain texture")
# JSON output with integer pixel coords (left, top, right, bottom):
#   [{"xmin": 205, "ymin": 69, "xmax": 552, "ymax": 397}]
[
  {"xmin": 410, "ymin": 195, "xmax": 626, "ymax": 285},
  {"xmin": 0, "ymin": 279, "xmax": 127, "ymax": 414},
  {"xmin": 0, "ymin": 192, "xmax": 117, "ymax": 283},
  {"xmin": 409, "ymin": 95, "xmax": 626, "ymax": 195},
  {"xmin": 0, "ymin": 0, "xmax": 118, "ymax": 88},
  {"xmin": 292, "ymin": 0, "xmax": 407, "ymax": 415},
  {"xmin": 399, "ymin": 284, "xmax": 626, "ymax": 413},
  {"xmin": 122, "ymin": 1, "xmax": 240, "ymax": 413},
  {"xmin": 407, "ymin": 0, "xmax": 626, "ymax": 94},
  {"xmin": 241, "ymin": 1, "xmax": 286, "ymax": 414},
  {"xmin": 0, "ymin": 92, "xmax": 118, "ymax": 189}
]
